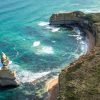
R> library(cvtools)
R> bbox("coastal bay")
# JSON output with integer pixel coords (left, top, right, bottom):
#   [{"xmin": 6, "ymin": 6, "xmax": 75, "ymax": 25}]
[{"xmin": 0, "ymin": 0, "xmax": 100, "ymax": 100}]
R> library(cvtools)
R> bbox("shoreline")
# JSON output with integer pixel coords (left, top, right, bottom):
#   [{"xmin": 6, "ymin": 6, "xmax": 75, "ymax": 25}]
[
  {"xmin": 45, "ymin": 77, "xmax": 58, "ymax": 100},
  {"xmin": 45, "ymin": 27, "xmax": 96, "ymax": 100},
  {"xmin": 81, "ymin": 29, "xmax": 95, "ymax": 53},
  {"xmin": 46, "ymin": 11, "xmax": 97, "ymax": 100}
]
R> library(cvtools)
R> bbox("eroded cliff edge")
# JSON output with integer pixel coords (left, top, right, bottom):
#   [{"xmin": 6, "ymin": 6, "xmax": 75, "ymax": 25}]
[{"xmin": 50, "ymin": 11, "xmax": 100, "ymax": 100}]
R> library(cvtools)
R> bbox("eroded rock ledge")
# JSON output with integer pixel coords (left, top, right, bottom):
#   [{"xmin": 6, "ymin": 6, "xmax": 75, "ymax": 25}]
[
  {"xmin": 49, "ymin": 11, "xmax": 100, "ymax": 100},
  {"xmin": 58, "ymin": 47, "xmax": 100, "ymax": 100}
]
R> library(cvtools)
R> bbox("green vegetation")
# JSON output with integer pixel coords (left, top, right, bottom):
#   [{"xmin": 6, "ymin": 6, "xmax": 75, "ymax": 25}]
[{"xmin": 58, "ymin": 48, "xmax": 100, "ymax": 100}]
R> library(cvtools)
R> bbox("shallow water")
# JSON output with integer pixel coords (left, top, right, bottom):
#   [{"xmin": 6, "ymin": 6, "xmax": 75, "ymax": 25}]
[{"xmin": 0, "ymin": 0, "xmax": 100, "ymax": 100}]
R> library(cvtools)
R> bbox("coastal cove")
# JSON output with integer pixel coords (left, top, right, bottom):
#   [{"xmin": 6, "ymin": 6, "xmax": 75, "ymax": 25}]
[{"xmin": 0, "ymin": 0, "xmax": 100, "ymax": 100}]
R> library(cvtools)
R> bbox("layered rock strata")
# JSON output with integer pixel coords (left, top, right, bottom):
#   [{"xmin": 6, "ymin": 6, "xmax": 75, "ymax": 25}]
[{"xmin": 0, "ymin": 53, "xmax": 20, "ymax": 87}]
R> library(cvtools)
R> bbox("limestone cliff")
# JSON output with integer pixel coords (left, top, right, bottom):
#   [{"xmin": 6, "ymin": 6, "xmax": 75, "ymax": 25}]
[
  {"xmin": 0, "ymin": 53, "xmax": 20, "ymax": 87},
  {"xmin": 50, "ymin": 11, "xmax": 100, "ymax": 100}
]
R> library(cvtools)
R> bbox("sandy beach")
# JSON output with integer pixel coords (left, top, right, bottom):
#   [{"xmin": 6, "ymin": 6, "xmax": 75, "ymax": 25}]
[{"xmin": 45, "ymin": 77, "xmax": 58, "ymax": 100}]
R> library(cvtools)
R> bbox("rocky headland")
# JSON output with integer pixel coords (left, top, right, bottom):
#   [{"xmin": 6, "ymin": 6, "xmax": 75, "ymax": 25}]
[{"xmin": 49, "ymin": 11, "xmax": 100, "ymax": 100}]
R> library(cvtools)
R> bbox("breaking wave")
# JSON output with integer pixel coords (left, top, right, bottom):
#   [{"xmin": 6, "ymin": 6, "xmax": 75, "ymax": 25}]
[
  {"xmin": 32, "ymin": 41, "xmax": 54, "ymax": 55},
  {"xmin": 38, "ymin": 21, "xmax": 60, "ymax": 32},
  {"xmin": 33, "ymin": 41, "xmax": 40, "ymax": 47}
]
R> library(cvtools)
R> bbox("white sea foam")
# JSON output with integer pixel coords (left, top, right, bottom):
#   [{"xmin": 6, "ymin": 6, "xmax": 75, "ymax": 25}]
[
  {"xmin": 38, "ymin": 21, "xmax": 60, "ymax": 32},
  {"xmin": 32, "ymin": 41, "xmax": 54, "ymax": 55},
  {"xmin": 33, "ymin": 45, "xmax": 54, "ymax": 55},
  {"xmin": 0, "ymin": 61, "xmax": 2, "ymax": 66},
  {"xmin": 33, "ymin": 41, "xmax": 40, "ymax": 47},
  {"xmin": 81, "ymin": 9, "xmax": 100, "ymax": 13},
  {"xmin": 46, "ymin": 26, "xmax": 60, "ymax": 32},
  {"xmin": 80, "ymin": 41, "xmax": 88, "ymax": 53},
  {"xmin": 46, "ymin": 26, "xmax": 51, "ymax": 29},
  {"xmin": 38, "ymin": 21, "xmax": 49, "ymax": 26},
  {"xmin": 72, "ymin": 27, "xmax": 83, "ymax": 40},
  {"xmin": 9, "ymin": 61, "xmax": 12, "ymax": 64},
  {"xmin": 0, "ymin": 61, "xmax": 2, "ymax": 70},
  {"xmin": 70, "ymin": 27, "xmax": 88, "ymax": 53},
  {"xmin": 68, "ymin": 34, "xmax": 80, "ymax": 37},
  {"xmin": 80, "ymin": 41, "xmax": 85, "ymax": 45},
  {"xmin": 76, "ymin": 36, "xmax": 82, "ymax": 40},
  {"xmin": 51, "ymin": 27, "xmax": 60, "ymax": 32},
  {"xmin": 17, "ymin": 70, "xmax": 50, "ymax": 83},
  {"xmin": 73, "ymin": 27, "xmax": 81, "ymax": 35},
  {"xmin": 58, "ymin": 10, "xmax": 66, "ymax": 13},
  {"xmin": 68, "ymin": 34, "xmax": 82, "ymax": 40},
  {"xmin": 42, "ymin": 46, "xmax": 54, "ymax": 54},
  {"xmin": 10, "ymin": 63, "xmax": 50, "ymax": 83}
]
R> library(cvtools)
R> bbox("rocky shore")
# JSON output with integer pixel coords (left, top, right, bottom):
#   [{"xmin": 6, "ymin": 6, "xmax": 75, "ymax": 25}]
[{"xmin": 48, "ymin": 11, "xmax": 100, "ymax": 100}]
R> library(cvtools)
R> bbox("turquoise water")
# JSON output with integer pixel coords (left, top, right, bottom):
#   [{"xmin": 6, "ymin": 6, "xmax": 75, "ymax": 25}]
[{"xmin": 0, "ymin": 0, "xmax": 100, "ymax": 100}]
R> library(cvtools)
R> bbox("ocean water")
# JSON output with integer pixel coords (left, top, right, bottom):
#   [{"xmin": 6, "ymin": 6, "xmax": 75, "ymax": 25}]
[{"xmin": 0, "ymin": 0, "xmax": 100, "ymax": 100}]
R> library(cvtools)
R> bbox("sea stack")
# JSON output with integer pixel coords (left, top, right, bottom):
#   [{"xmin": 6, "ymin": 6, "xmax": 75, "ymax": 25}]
[{"xmin": 0, "ymin": 52, "xmax": 20, "ymax": 87}]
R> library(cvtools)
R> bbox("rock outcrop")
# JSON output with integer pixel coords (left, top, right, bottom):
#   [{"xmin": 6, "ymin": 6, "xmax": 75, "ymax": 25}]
[
  {"xmin": 50, "ymin": 11, "xmax": 100, "ymax": 100},
  {"xmin": 50, "ymin": 11, "xmax": 85, "ymax": 26},
  {"xmin": 0, "ymin": 53, "xmax": 20, "ymax": 87}
]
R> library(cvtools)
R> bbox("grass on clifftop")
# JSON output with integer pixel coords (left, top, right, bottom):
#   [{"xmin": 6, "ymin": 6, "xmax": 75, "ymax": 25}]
[{"xmin": 58, "ymin": 47, "xmax": 100, "ymax": 100}]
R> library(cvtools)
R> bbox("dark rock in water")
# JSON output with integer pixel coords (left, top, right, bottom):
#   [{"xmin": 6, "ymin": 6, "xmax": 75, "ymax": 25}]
[
  {"xmin": 49, "ymin": 11, "xmax": 100, "ymax": 100},
  {"xmin": 0, "ymin": 53, "xmax": 20, "ymax": 87}
]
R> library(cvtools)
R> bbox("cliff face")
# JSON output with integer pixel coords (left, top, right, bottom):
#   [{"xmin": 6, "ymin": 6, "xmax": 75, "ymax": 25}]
[
  {"xmin": 50, "ymin": 11, "xmax": 100, "ymax": 100},
  {"xmin": 58, "ymin": 47, "xmax": 100, "ymax": 100}
]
